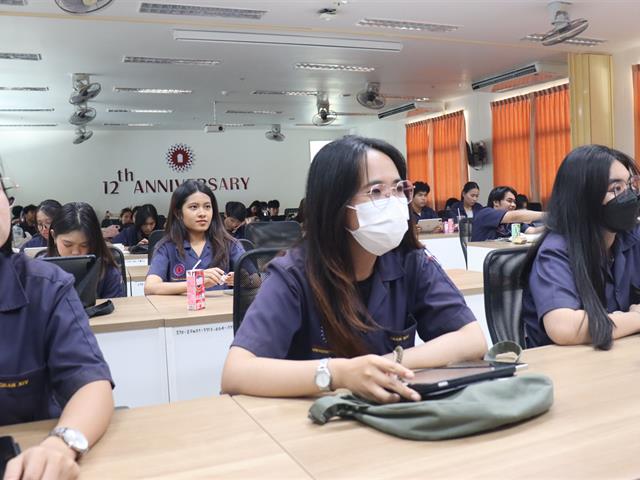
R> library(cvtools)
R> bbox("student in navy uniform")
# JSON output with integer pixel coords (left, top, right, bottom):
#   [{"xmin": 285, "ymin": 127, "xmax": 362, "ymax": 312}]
[
  {"xmin": 145, "ymin": 180, "xmax": 245, "ymax": 294},
  {"xmin": 515, "ymin": 193, "xmax": 529, "ymax": 210},
  {"xmin": 224, "ymin": 201, "xmax": 247, "ymax": 239},
  {"xmin": 0, "ymin": 175, "xmax": 113, "ymax": 479},
  {"xmin": 119, "ymin": 207, "xmax": 133, "ymax": 227},
  {"xmin": 222, "ymin": 136, "xmax": 486, "ymax": 404},
  {"xmin": 112, "ymin": 203, "xmax": 158, "ymax": 247},
  {"xmin": 19, "ymin": 199, "xmax": 61, "ymax": 251},
  {"xmin": 471, "ymin": 186, "xmax": 545, "ymax": 241},
  {"xmin": 19, "ymin": 203, "xmax": 38, "ymax": 236},
  {"xmin": 522, "ymin": 145, "xmax": 640, "ymax": 348},
  {"xmin": 47, "ymin": 202, "xmax": 125, "ymax": 298},
  {"xmin": 448, "ymin": 181, "xmax": 484, "ymax": 220},
  {"xmin": 267, "ymin": 199, "xmax": 280, "ymax": 217},
  {"xmin": 409, "ymin": 181, "xmax": 438, "ymax": 224}
]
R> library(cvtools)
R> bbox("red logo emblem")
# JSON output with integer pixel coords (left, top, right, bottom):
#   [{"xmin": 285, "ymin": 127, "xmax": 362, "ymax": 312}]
[
  {"xmin": 173, "ymin": 264, "xmax": 186, "ymax": 277},
  {"xmin": 166, "ymin": 143, "xmax": 195, "ymax": 172}
]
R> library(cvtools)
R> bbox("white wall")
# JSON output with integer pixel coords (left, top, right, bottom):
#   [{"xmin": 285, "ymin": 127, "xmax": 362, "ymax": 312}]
[
  {"xmin": 350, "ymin": 119, "xmax": 407, "ymax": 158},
  {"xmin": 613, "ymin": 45, "xmax": 640, "ymax": 157},
  {"xmin": 0, "ymin": 128, "xmax": 346, "ymax": 217}
]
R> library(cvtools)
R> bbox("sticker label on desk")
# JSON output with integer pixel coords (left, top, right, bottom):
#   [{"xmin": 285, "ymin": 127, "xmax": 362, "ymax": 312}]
[{"xmin": 175, "ymin": 324, "xmax": 232, "ymax": 336}]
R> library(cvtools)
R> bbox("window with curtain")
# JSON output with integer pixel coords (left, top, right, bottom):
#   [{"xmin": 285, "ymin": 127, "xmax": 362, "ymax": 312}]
[
  {"xmin": 491, "ymin": 83, "xmax": 570, "ymax": 206},
  {"xmin": 633, "ymin": 65, "xmax": 640, "ymax": 162},
  {"xmin": 405, "ymin": 111, "xmax": 467, "ymax": 210}
]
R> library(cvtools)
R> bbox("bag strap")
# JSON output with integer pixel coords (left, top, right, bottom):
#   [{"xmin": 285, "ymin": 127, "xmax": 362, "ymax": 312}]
[{"xmin": 308, "ymin": 395, "xmax": 371, "ymax": 425}]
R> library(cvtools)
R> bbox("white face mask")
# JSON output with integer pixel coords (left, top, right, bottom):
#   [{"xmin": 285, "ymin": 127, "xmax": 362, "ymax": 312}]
[{"xmin": 346, "ymin": 195, "xmax": 409, "ymax": 256}]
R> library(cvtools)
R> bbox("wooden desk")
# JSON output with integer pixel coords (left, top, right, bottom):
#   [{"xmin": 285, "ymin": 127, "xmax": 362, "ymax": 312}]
[
  {"xmin": 147, "ymin": 293, "xmax": 235, "ymax": 403},
  {"xmin": 127, "ymin": 264, "xmax": 149, "ymax": 296},
  {"xmin": 234, "ymin": 336, "xmax": 640, "ymax": 478},
  {"xmin": 0, "ymin": 396, "xmax": 310, "ymax": 479},
  {"xmin": 92, "ymin": 297, "xmax": 168, "ymax": 407},
  {"xmin": 446, "ymin": 268, "xmax": 483, "ymax": 296},
  {"xmin": 123, "ymin": 252, "xmax": 148, "ymax": 267}
]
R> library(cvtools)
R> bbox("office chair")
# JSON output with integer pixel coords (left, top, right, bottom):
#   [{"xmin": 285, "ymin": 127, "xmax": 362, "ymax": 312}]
[
  {"xmin": 245, "ymin": 221, "xmax": 302, "ymax": 249},
  {"xmin": 147, "ymin": 229, "xmax": 165, "ymax": 264},
  {"xmin": 108, "ymin": 246, "xmax": 128, "ymax": 297},
  {"xmin": 482, "ymin": 246, "xmax": 530, "ymax": 346},
  {"xmin": 238, "ymin": 238, "xmax": 255, "ymax": 252},
  {"xmin": 458, "ymin": 218, "xmax": 473, "ymax": 269},
  {"xmin": 233, "ymin": 247, "xmax": 284, "ymax": 334}
]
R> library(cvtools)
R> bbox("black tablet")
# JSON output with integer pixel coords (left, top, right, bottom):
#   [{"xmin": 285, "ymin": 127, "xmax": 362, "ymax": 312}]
[{"xmin": 408, "ymin": 361, "xmax": 526, "ymax": 398}]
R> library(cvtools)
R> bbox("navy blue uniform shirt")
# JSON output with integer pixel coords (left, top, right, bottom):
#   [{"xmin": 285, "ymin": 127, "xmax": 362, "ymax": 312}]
[
  {"xmin": 232, "ymin": 245, "xmax": 477, "ymax": 359},
  {"xmin": 471, "ymin": 208, "xmax": 532, "ymax": 241},
  {"xmin": 0, "ymin": 253, "xmax": 113, "ymax": 426},
  {"xmin": 522, "ymin": 228, "xmax": 640, "ymax": 347},
  {"xmin": 410, "ymin": 206, "xmax": 438, "ymax": 224},
  {"xmin": 148, "ymin": 238, "xmax": 245, "ymax": 291},
  {"xmin": 19, "ymin": 234, "xmax": 47, "ymax": 251},
  {"xmin": 97, "ymin": 263, "xmax": 125, "ymax": 298},
  {"xmin": 112, "ymin": 225, "xmax": 141, "ymax": 247},
  {"xmin": 447, "ymin": 201, "xmax": 484, "ymax": 220}
]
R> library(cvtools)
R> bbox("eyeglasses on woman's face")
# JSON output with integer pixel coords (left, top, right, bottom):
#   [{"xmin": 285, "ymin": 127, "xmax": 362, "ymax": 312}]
[
  {"xmin": 356, "ymin": 180, "xmax": 414, "ymax": 209},
  {"xmin": 607, "ymin": 175, "xmax": 640, "ymax": 196}
]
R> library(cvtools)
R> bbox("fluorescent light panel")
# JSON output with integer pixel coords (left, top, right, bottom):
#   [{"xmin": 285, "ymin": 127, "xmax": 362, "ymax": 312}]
[
  {"xmin": 113, "ymin": 87, "xmax": 192, "ymax": 94},
  {"xmin": 139, "ymin": 3, "xmax": 266, "ymax": 19},
  {"xmin": 107, "ymin": 108, "xmax": 173, "ymax": 113},
  {"xmin": 0, "ymin": 108, "xmax": 54, "ymax": 112},
  {"xmin": 387, "ymin": 95, "xmax": 431, "ymax": 101},
  {"xmin": 0, "ymin": 53, "xmax": 41, "ymax": 61},
  {"xmin": 174, "ymin": 30, "xmax": 403, "ymax": 52},
  {"xmin": 226, "ymin": 109, "xmax": 282, "ymax": 115},
  {"xmin": 522, "ymin": 34, "xmax": 605, "ymax": 46},
  {"xmin": 252, "ymin": 90, "xmax": 319, "ymax": 96},
  {"xmin": 123, "ymin": 56, "xmax": 220, "ymax": 66},
  {"xmin": 0, "ymin": 86, "xmax": 48, "ymax": 91},
  {"xmin": 0, "ymin": 124, "xmax": 57, "ymax": 127},
  {"xmin": 104, "ymin": 123, "xmax": 155, "ymax": 127},
  {"xmin": 295, "ymin": 62, "xmax": 374, "ymax": 72},
  {"xmin": 0, "ymin": 0, "xmax": 27, "ymax": 5},
  {"xmin": 357, "ymin": 18, "xmax": 459, "ymax": 32},
  {"xmin": 205, "ymin": 123, "xmax": 255, "ymax": 127}
]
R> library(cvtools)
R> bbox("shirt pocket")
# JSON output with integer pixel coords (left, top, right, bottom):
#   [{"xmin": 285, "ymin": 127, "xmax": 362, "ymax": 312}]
[
  {"xmin": 0, "ymin": 366, "xmax": 48, "ymax": 424},
  {"xmin": 381, "ymin": 314, "xmax": 418, "ymax": 351}
]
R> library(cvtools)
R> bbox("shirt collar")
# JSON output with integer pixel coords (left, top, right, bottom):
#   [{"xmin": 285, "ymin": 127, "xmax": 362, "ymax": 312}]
[
  {"xmin": 0, "ymin": 254, "xmax": 29, "ymax": 312},
  {"xmin": 613, "ymin": 227, "xmax": 640, "ymax": 255},
  {"xmin": 375, "ymin": 249, "xmax": 405, "ymax": 282}
]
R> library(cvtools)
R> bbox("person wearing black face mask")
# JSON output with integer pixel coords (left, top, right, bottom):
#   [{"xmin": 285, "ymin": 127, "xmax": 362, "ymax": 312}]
[{"xmin": 521, "ymin": 145, "xmax": 640, "ymax": 349}]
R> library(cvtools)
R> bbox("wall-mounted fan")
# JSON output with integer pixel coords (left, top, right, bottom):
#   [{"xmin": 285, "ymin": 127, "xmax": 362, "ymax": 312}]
[
  {"xmin": 55, "ymin": 0, "xmax": 115, "ymax": 14},
  {"xmin": 69, "ymin": 105, "xmax": 97, "ymax": 125},
  {"xmin": 357, "ymin": 82, "xmax": 386, "ymax": 110},
  {"xmin": 69, "ymin": 73, "xmax": 101, "ymax": 105},
  {"xmin": 73, "ymin": 127, "xmax": 93, "ymax": 144},
  {"xmin": 265, "ymin": 124, "xmax": 285, "ymax": 142},
  {"xmin": 535, "ymin": 1, "xmax": 589, "ymax": 46}
]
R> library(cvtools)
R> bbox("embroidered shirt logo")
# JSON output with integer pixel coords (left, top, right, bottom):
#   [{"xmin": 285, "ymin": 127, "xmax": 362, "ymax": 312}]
[{"xmin": 173, "ymin": 263, "xmax": 186, "ymax": 277}]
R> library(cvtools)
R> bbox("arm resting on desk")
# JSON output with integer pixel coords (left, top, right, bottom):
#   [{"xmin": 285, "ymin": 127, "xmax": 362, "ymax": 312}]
[
  {"xmin": 543, "ymin": 307, "xmax": 640, "ymax": 345},
  {"xmin": 144, "ymin": 274, "xmax": 188, "ymax": 295},
  {"xmin": 502, "ymin": 210, "xmax": 545, "ymax": 225}
]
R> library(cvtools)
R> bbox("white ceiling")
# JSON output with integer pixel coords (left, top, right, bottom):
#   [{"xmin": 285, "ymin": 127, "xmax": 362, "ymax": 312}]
[{"xmin": 0, "ymin": 0, "xmax": 639, "ymax": 132}]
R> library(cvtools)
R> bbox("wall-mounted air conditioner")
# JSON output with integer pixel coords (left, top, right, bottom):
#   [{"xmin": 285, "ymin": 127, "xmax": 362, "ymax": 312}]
[{"xmin": 471, "ymin": 62, "xmax": 567, "ymax": 93}]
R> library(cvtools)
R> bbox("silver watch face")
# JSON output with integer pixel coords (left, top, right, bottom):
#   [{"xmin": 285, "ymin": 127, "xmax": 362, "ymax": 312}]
[
  {"xmin": 316, "ymin": 371, "xmax": 331, "ymax": 389},
  {"xmin": 62, "ymin": 429, "xmax": 89, "ymax": 452}
]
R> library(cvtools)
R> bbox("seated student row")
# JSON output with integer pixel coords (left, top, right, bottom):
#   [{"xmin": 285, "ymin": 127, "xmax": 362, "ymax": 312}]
[{"xmin": 4, "ymin": 139, "xmax": 640, "ymax": 479}]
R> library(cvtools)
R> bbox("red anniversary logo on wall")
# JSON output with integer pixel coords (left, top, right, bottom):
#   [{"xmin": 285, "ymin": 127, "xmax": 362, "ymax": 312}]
[{"xmin": 166, "ymin": 143, "xmax": 195, "ymax": 172}]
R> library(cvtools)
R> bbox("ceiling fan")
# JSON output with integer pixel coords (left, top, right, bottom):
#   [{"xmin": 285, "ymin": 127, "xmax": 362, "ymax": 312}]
[
  {"xmin": 69, "ymin": 105, "xmax": 97, "ymax": 126},
  {"xmin": 55, "ymin": 0, "xmax": 115, "ymax": 14},
  {"xmin": 265, "ymin": 124, "xmax": 285, "ymax": 142},
  {"xmin": 69, "ymin": 73, "xmax": 101, "ymax": 105},
  {"xmin": 72, "ymin": 127, "xmax": 93, "ymax": 144},
  {"xmin": 311, "ymin": 94, "xmax": 375, "ymax": 126},
  {"xmin": 356, "ymin": 82, "xmax": 432, "ymax": 109},
  {"xmin": 532, "ymin": 1, "xmax": 589, "ymax": 46}
]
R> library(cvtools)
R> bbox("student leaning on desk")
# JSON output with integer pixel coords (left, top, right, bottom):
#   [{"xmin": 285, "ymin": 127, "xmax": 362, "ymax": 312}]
[
  {"xmin": 222, "ymin": 136, "xmax": 487, "ymax": 404},
  {"xmin": 0, "ymin": 174, "xmax": 113, "ymax": 480},
  {"xmin": 521, "ymin": 145, "xmax": 640, "ymax": 349}
]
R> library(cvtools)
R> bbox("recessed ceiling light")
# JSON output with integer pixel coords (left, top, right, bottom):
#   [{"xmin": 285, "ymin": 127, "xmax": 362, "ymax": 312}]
[
  {"xmin": 113, "ymin": 87, "xmax": 192, "ymax": 94},
  {"xmin": 174, "ymin": 30, "xmax": 403, "ymax": 52},
  {"xmin": 107, "ymin": 108, "xmax": 173, "ymax": 113},
  {"xmin": 205, "ymin": 123, "xmax": 256, "ymax": 127},
  {"xmin": 0, "ymin": 86, "xmax": 49, "ymax": 91},
  {"xmin": 139, "ymin": 2, "xmax": 266, "ymax": 19},
  {"xmin": 104, "ymin": 123, "xmax": 155, "ymax": 127},
  {"xmin": 0, "ymin": 108, "xmax": 54, "ymax": 112},
  {"xmin": 295, "ymin": 62, "xmax": 374, "ymax": 72},
  {"xmin": 123, "ymin": 56, "xmax": 221, "ymax": 66},
  {"xmin": 252, "ymin": 90, "xmax": 319, "ymax": 96},
  {"xmin": 386, "ymin": 95, "xmax": 431, "ymax": 102},
  {"xmin": 0, "ymin": 0, "xmax": 27, "ymax": 5},
  {"xmin": 357, "ymin": 18, "xmax": 459, "ymax": 32},
  {"xmin": 0, "ymin": 53, "xmax": 41, "ymax": 61},
  {"xmin": 0, "ymin": 123, "xmax": 57, "ymax": 127},
  {"xmin": 522, "ymin": 34, "xmax": 606, "ymax": 47},
  {"xmin": 226, "ymin": 109, "xmax": 282, "ymax": 115}
]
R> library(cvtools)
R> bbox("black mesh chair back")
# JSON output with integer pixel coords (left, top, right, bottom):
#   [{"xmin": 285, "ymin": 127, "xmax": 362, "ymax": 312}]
[
  {"xmin": 108, "ymin": 246, "xmax": 128, "ymax": 297},
  {"xmin": 483, "ymin": 246, "xmax": 530, "ymax": 345},
  {"xmin": 245, "ymin": 221, "xmax": 302, "ymax": 249},
  {"xmin": 458, "ymin": 217, "xmax": 473, "ymax": 269},
  {"xmin": 147, "ymin": 229, "xmax": 165, "ymax": 264},
  {"xmin": 437, "ymin": 209, "xmax": 448, "ymax": 219},
  {"xmin": 233, "ymin": 247, "xmax": 284, "ymax": 334},
  {"xmin": 239, "ymin": 238, "xmax": 255, "ymax": 252}
]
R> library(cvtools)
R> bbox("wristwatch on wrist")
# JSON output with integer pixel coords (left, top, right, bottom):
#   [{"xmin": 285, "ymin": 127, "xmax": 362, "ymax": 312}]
[
  {"xmin": 314, "ymin": 358, "xmax": 333, "ymax": 392},
  {"xmin": 48, "ymin": 427, "xmax": 89, "ymax": 457}
]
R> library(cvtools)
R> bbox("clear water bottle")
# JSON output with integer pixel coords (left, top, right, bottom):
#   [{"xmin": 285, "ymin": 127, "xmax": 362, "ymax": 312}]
[{"xmin": 12, "ymin": 224, "xmax": 24, "ymax": 240}]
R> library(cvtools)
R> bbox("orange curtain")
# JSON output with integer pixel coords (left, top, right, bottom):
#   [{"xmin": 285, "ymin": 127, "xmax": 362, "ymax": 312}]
[
  {"xmin": 534, "ymin": 84, "xmax": 570, "ymax": 205},
  {"xmin": 633, "ymin": 65, "xmax": 640, "ymax": 162},
  {"xmin": 406, "ymin": 120, "xmax": 430, "ymax": 183},
  {"xmin": 432, "ymin": 111, "xmax": 467, "ymax": 210},
  {"xmin": 491, "ymin": 95, "xmax": 531, "ymax": 197}
]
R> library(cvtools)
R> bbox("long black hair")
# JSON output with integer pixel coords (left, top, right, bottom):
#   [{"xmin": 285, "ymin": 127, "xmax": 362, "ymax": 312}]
[
  {"xmin": 47, "ymin": 202, "xmax": 117, "ymax": 279},
  {"xmin": 162, "ymin": 179, "xmax": 235, "ymax": 271},
  {"xmin": 487, "ymin": 186, "xmax": 516, "ymax": 208},
  {"xmin": 523, "ymin": 145, "xmax": 639, "ymax": 349},
  {"xmin": 305, "ymin": 135, "xmax": 422, "ymax": 358},
  {"xmin": 133, "ymin": 204, "xmax": 158, "ymax": 241}
]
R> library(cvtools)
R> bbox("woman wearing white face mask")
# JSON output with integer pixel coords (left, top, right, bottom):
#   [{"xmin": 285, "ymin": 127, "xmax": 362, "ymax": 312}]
[{"xmin": 222, "ymin": 136, "xmax": 486, "ymax": 404}]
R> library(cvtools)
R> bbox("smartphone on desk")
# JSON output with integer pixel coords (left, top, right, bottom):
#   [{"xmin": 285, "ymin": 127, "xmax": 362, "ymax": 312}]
[{"xmin": 0, "ymin": 436, "xmax": 21, "ymax": 478}]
